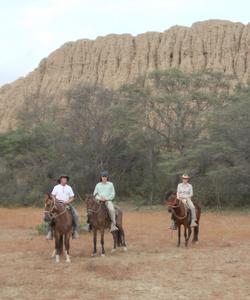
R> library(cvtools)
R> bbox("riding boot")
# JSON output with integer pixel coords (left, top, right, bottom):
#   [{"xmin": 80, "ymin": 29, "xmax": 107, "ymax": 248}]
[
  {"xmin": 70, "ymin": 205, "xmax": 80, "ymax": 239},
  {"xmin": 190, "ymin": 220, "xmax": 198, "ymax": 227},
  {"xmin": 110, "ymin": 223, "xmax": 119, "ymax": 232},
  {"xmin": 86, "ymin": 215, "xmax": 92, "ymax": 232},
  {"xmin": 169, "ymin": 220, "xmax": 177, "ymax": 230},
  {"xmin": 72, "ymin": 228, "xmax": 80, "ymax": 239},
  {"xmin": 46, "ymin": 224, "xmax": 53, "ymax": 240}
]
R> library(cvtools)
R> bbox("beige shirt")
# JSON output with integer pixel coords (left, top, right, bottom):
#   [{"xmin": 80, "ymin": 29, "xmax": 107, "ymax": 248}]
[{"xmin": 177, "ymin": 183, "xmax": 193, "ymax": 199}]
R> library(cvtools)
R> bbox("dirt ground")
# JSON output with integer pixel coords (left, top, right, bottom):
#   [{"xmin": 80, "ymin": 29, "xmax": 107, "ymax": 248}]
[{"xmin": 0, "ymin": 206, "xmax": 250, "ymax": 300}]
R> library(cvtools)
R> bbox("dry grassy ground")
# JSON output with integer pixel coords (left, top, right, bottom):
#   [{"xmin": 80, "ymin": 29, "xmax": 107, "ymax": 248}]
[{"xmin": 0, "ymin": 206, "xmax": 250, "ymax": 300}]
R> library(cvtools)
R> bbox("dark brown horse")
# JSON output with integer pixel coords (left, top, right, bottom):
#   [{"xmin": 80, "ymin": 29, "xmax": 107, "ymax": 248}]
[
  {"xmin": 85, "ymin": 194, "xmax": 127, "ymax": 256},
  {"xmin": 165, "ymin": 191, "xmax": 201, "ymax": 247},
  {"xmin": 44, "ymin": 194, "xmax": 73, "ymax": 263}
]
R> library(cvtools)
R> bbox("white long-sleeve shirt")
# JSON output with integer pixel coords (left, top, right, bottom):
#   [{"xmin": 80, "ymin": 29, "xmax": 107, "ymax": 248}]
[
  {"xmin": 177, "ymin": 183, "xmax": 193, "ymax": 199},
  {"xmin": 93, "ymin": 181, "xmax": 115, "ymax": 201}
]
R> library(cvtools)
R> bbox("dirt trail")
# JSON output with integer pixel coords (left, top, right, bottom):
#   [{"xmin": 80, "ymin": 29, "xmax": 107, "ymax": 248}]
[{"xmin": 0, "ymin": 207, "xmax": 250, "ymax": 300}]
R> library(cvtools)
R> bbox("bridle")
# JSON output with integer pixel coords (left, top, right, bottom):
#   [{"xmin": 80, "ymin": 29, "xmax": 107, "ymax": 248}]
[
  {"xmin": 167, "ymin": 197, "xmax": 188, "ymax": 220},
  {"xmin": 87, "ymin": 197, "xmax": 105, "ymax": 215},
  {"xmin": 44, "ymin": 196, "xmax": 67, "ymax": 220}
]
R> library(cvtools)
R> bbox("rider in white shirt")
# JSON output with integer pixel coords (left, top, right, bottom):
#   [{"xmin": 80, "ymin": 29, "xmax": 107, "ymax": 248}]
[{"xmin": 46, "ymin": 175, "xmax": 79, "ymax": 239}]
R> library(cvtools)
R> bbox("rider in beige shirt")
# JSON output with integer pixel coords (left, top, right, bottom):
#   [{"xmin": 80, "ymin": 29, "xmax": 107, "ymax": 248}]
[{"xmin": 177, "ymin": 174, "xmax": 197, "ymax": 227}]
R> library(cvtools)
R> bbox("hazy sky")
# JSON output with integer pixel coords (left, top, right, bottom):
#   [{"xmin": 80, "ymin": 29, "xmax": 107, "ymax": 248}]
[{"xmin": 0, "ymin": 0, "xmax": 249, "ymax": 86}]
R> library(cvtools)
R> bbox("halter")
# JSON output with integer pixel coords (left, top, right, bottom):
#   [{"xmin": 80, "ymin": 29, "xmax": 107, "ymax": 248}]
[{"xmin": 44, "ymin": 197, "xmax": 67, "ymax": 219}]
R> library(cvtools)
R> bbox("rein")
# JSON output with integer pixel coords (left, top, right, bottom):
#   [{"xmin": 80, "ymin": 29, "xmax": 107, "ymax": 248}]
[
  {"xmin": 44, "ymin": 197, "xmax": 67, "ymax": 220},
  {"xmin": 168, "ymin": 199, "xmax": 188, "ymax": 220},
  {"xmin": 87, "ymin": 199, "xmax": 105, "ymax": 215}
]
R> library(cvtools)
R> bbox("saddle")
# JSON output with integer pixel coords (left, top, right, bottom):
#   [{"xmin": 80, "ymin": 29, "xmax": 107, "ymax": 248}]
[{"xmin": 100, "ymin": 202, "xmax": 119, "ymax": 220}]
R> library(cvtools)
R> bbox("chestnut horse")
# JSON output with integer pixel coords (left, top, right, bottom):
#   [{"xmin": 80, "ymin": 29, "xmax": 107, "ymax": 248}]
[
  {"xmin": 165, "ymin": 191, "xmax": 201, "ymax": 247},
  {"xmin": 44, "ymin": 194, "xmax": 73, "ymax": 263},
  {"xmin": 85, "ymin": 194, "xmax": 127, "ymax": 256}
]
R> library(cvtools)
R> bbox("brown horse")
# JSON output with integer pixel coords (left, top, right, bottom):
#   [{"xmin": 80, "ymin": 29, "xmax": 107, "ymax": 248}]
[
  {"xmin": 165, "ymin": 191, "xmax": 201, "ymax": 247},
  {"xmin": 85, "ymin": 194, "xmax": 127, "ymax": 256},
  {"xmin": 44, "ymin": 193, "xmax": 73, "ymax": 263}
]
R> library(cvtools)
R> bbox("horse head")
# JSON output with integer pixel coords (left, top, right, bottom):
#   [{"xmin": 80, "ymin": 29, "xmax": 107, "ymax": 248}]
[
  {"xmin": 165, "ymin": 191, "xmax": 178, "ymax": 212},
  {"xmin": 44, "ymin": 193, "xmax": 57, "ymax": 221},
  {"xmin": 85, "ymin": 194, "xmax": 100, "ymax": 215}
]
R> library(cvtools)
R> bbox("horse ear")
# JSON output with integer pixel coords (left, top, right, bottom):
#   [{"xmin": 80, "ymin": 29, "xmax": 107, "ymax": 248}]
[{"xmin": 46, "ymin": 193, "xmax": 52, "ymax": 200}]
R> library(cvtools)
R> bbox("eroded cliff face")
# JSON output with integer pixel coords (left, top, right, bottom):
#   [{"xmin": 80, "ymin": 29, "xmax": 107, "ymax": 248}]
[{"xmin": 1, "ymin": 20, "xmax": 250, "ymax": 131}]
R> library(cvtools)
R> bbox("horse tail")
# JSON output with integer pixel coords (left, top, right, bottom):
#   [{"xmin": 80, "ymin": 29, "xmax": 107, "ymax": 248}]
[
  {"xmin": 116, "ymin": 226, "xmax": 126, "ymax": 247},
  {"xmin": 117, "ymin": 228, "xmax": 122, "ymax": 247}
]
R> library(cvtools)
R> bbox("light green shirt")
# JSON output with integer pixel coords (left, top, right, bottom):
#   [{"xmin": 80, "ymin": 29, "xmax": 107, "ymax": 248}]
[{"xmin": 93, "ymin": 181, "xmax": 115, "ymax": 201}]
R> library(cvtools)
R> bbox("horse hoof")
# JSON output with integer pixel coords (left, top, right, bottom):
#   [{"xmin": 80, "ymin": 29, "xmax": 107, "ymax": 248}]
[
  {"xmin": 101, "ymin": 254, "xmax": 106, "ymax": 257},
  {"xmin": 111, "ymin": 248, "xmax": 117, "ymax": 253},
  {"xmin": 123, "ymin": 247, "xmax": 127, "ymax": 252},
  {"xmin": 66, "ymin": 259, "xmax": 71, "ymax": 263},
  {"xmin": 91, "ymin": 253, "xmax": 97, "ymax": 257}
]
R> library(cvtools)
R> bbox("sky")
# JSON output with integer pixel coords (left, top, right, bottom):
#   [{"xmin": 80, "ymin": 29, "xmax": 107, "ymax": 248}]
[{"xmin": 0, "ymin": 0, "xmax": 249, "ymax": 86}]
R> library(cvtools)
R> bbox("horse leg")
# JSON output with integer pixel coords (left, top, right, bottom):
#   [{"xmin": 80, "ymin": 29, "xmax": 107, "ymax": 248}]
[
  {"xmin": 92, "ymin": 229, "xmax": 97, "ymax": 257},
  {"xmin": 100, "ymin": 229, "xmax": 105, "ymax": 257},
  {"xmin": 64, "ymin": 232, "xmax": 71, "ymax": 263},
  {"xmin": 184, "ymin": 226, "xmax": 188, "ymax": 247},
  {"xmin": 185, "ymin": 225, "xmax": 192, "ymax": 247},
  {"xmin": 188, "ymin": 226, "xmax": 192, "ymax": 244},
  {"xmin": 120, "ymin": 227, "xmax": 127, "ymax": 251},
  {"xmin": 111, "ymin": 231, "xmax": 117, "ymax": 253},
  {"xmin": 192, "ymin": 223, "xmax": 199, "ymax": 243},
  {"xmin": 177, "ymin": 225, "xmax": 181, "ymax": 247},
  {"xmin": 55, "ymin": 232, "xmax": 61, "ymax": 263}
]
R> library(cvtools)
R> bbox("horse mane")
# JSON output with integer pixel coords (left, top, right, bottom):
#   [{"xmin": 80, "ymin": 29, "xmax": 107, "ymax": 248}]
[{"xmin": 165, "ymin": 190, "xmax": 176, "ymax": 200}]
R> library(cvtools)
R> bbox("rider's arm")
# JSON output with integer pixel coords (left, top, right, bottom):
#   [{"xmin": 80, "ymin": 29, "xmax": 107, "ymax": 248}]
[
  {"xmin": 93, "ymin": 183, "xmax": 101, "ymax": 200},
  {"xmin": 106, "ymin": 183, "xmax": 115, "ymax": 201},
  {"xmin": 189, "ymin": 184, "xmax": 193, "ymax": 198},
  {"xmin": 66, "ymin": 196, "xmax": 75, "ymax": 204},
  {"xmin": 176, "ymin": 183, "xmax": 181, "ymax": 199},
  {"xmin": 51, "ymin": 185, "xmax": 57, "ymax": 198},
  {"xmin": 65, "ymin": 187, "xmax": 75, "ymax": 204}
]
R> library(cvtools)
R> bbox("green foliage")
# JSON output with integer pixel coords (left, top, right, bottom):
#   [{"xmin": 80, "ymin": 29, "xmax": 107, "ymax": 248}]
[
  {"xmin": 36, "ymin": 222, "xmax": 48, "ymax": 235},
  {"xmin": 0, "ymin": 70, "xmax": 249, "ymax": 208}
]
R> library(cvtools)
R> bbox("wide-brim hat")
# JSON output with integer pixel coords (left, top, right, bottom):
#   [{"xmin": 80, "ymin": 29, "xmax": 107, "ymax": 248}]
[
  {"xmin": 181, "ymin": 174, "xmax": 190, "ymax": 179},
  {"xmin": 57, "ymin": 174, "xmax": 70, "ymax": 183}
]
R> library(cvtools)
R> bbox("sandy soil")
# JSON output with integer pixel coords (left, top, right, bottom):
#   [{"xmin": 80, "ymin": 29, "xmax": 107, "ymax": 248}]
[{"xmin": 0, "ymin": 206, "xmax": 250, "ymax": 300}]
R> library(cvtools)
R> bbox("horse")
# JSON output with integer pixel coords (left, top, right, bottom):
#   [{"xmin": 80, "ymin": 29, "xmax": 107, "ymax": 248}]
[
  {"xmin": 44, "ymin": 193, "xmax": 73, "ymax": 263},
  {"xmin": 85, "ymin": 194, "xmax": 127, "ymax": 256},
  {"xmin": 165, "ymin": 191, "xmax": 201, "ymax": 247}
]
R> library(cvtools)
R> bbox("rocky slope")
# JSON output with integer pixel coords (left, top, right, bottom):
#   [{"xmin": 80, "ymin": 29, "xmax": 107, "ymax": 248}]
[{"xmin": 1, "ymin": 20, "xmax": 250, "ymax": 132}]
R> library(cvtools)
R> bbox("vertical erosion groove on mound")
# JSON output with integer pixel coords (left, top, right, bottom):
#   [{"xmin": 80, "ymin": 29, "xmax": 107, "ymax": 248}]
[{"xmin": 0, "ymin": 20, "xmax": 250, "ymax": 132}]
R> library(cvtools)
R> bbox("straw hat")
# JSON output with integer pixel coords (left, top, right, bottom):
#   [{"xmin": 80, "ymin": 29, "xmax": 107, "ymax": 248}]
[{"xmin": 181, "ymin": 174, "xmax": 190, "ymax": 179}]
